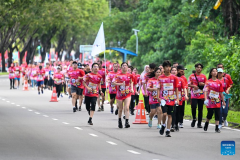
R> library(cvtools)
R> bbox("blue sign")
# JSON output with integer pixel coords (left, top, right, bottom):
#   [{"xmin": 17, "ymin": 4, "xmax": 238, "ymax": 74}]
[{"xmin": 221, "ymin": 141, "xmax": 235, "ymax": 155}]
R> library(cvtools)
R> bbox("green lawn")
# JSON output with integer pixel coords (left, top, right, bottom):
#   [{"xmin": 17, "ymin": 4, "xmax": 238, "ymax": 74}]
[{"xmin": 0, "ymin": 72, "xmax": 8, "ymax": 75}]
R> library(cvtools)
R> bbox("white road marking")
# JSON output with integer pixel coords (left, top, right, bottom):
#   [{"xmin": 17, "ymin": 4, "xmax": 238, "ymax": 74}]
[
  {"xmin": 52, "ymin": 118, "xmax": 58, "ymax": 121},
  {"xmin": 28, "ymin": 109, "xmax": 32, "ymax": 111},
  {"xmin": 224, "ymin": 127, "xmax": 231, "ymax": 129},
  {"xmin": 231, "ymin": 129, "xmax": 240, "ymax": 131},
  {"xmin": 11, "ymin": 103, "xmax": 15, "ymax": 104},
  {"xmin": 2, "ymin": 99, "xmax": 5, "ymax": 100},
  {"xmin": 43, "ymin": 115, "xmax": 49, "ymax": 117},
  {"xmin": 89, "ymin": 134, "xmax": 98, "ymax": 137},
  {"xmin": 106, "ymin": 141, "xmax": 117, "ymax": 145},
  {"xmin": 22, "ymin": 107, "xmax": 26, "ymax": 109},
  {"xmin": 62, "ymin": 122, "xmax": 69, "ymax": 125},
  {"xmin": 35, "ymin": 112, "xmax": 40, "ymax": 114},
  {"xmin": 209, "ymin": 124, "xmax": 214, "ymax": 126},
  {"xmin": 16, "ymin": 105, "xmax": 20, "ymax": 106},
  {"xmin": 74, "ymin": 127, "xmax": 82, "ymax": 130},
  {"xmin": 127, "ymin": 150, "xmax": 141, "ymax": 154},
  {"xmin": 6, "ymin": 101, "xmax": 10, "ymax": 103}
]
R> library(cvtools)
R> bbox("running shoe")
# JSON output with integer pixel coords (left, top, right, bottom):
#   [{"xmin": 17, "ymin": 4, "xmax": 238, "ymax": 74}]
[
  {"xmin": 153, "ymin": 115, "xmax": 158, "ymax": 120},
  {"xmin": 41, "ymin": 90, "xmax": 43, "ymax": 94},
  {"xmin": 98, "ymin": 108, "xmax": 101, "ymax": 112},
  {"xmin": 224, "ymin": 120, "xmax": 228, "ymax": 127},
  {"xmin": 165, "ymin": 131, "xmax": 171, "ymax": 137},
  {"xmin": 125, "ymin": 121, "xmax": 130, "ymax": 128},
  {"xmin": 204, "ymin": 122, "xmax": 209, "ymax": 131},
  {"xmin": 38, "ymin": 92, "xmax": 40, "ymax": 95},
  {"xmin": 170, "ymin": 127, "xmax": 175, "ymax": 132},
  {"xmin": 79, "ymin": 106, "xmax": 81, "ymax": 111},
  {"xmin": 115, "ymin": 109, "xmax": 118, "ymax": 115},
  {"xmin": 179, "ymin": 123, "xmax": 184, "ymax": 128},
  {"xmin": 88, "ymin": 120, "xmax": 93, "ymax": 125},
  {"xmin": 175, "ymin": 125, "xmax": 179, "ymax": 132},
  {"xmin": 215, "ymin": 128, "xmax": 221, "ymax": 133},
  {"xmin": 57, "ymin": 98, "xmax": 60, "ymax": 101},
  {"xmin": 118, "ymin": 120, "xmax": 123, "ymax": 128},
  {"xmin": 61, "ymin": 94, "xmax": 63, "ymax": 97},
  {"xmin": 218, "ymin": 124, "xmax": 222, "ymax": 129},
  {"xmin": 101, "ymin": 105, "xmax": 104, "ymax": 111},
  {"xmin": 148, "ymin": 120, "xmax": 152, "ymax": 128},
  {"xmin": 197, "ymin": 124, "xmax": 203, "ymax": 128},
  {"xmin": 73, "ymin": 107, "xmax": 76, "ymax": 113},
  {"xmin": 157, "ymin": 124, "xmax": 161, "ymax": 129},
  {"xmin": 111, "ymin": 107, "xmax": 113, "ymax": 114},
  {"xmin": 191, "ymin": 119, "xmax": 196, "ymax": 127},
  {"xmin": 123, "ymin": 115, "xmax": 125, "ymax": 119},
  {"xmin": 159, "ymin": 125, "xmax": 165, "ymax": 135}
]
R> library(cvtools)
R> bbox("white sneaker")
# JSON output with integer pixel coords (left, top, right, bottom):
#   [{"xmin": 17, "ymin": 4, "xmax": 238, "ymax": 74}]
[
  {"xmin": 224, "ymin": 120, "xmax": 228, "ymax": 127},
  {"xmin": 57, "ymin": 98, "xmax": 60, "ymax": 101},
  {"xmin": 179, "ymin": 123, "xmax": 184, "ymax": 128},
  {"xmin": 218, "ymin": 124, "xmax": 222, "ymax": 129}
]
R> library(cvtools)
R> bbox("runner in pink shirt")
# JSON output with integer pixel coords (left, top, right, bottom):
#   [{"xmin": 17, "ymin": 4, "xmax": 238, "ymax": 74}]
[
  {"xmin": 44, "ymin": 63, "xmax": 51, "ymax": 89},
  {"xmin": 36, "ymin": 65, "xmax": 45, "ymax": 95},
  {"xmin": 147, "ymin": 67, "xmax": 163, "ymax": 129},
  {"xmin": 21, "ymin": 62, "xmax": 27, "ymax": 85},
  {"xmin": 203, "ymin": 68, "xmax": 225, "ymax": 133},
  {"xmin": 128, "ymin": 66, "xmax": 137, "ymax": 115},
  {"xmin": 112, "ymin": 62, "xmax": 134, "ymax": 129},
  {"xmin": 157, "ymin": 60, "xmax": 179, "ymax": 137},
  {"xmin": 14, "ymin": 62, "xmax": 21, "ymax": 89},
  {"xmin": 97, "ymin": 61, "xmax": 109, "ymax": 112},
  {"xmin": 30, "ymin": 64, "xmax": 37, "ymax": 89},
  {"xmin": 83, "ymin": 63, "xmax": 102, "ymax": 125},
  {"xmin": 106, "ymin": 63, "xmax": 118, "ymax": 114},
  {"xmin": 8, "ymin": 63, "xmax": 15, "ymax": 89},
  {"xmin": 53, "ymin": 66, "xmax": 64, "ymax": 100}
]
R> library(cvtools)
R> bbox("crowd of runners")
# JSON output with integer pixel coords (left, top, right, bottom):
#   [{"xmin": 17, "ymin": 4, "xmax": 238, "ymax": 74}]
[{"xmin": 7, "ymin": 60, "xmax": 233, "ymax": 137}]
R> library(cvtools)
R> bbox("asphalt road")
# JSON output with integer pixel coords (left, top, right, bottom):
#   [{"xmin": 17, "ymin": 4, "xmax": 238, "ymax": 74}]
[{"xmin": 0, "ymin": 75, "xmax": 239, "ymax": 160}]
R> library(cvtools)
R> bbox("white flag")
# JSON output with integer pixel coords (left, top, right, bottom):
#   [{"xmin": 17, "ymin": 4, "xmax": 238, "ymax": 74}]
[{"xmin": 91, "ymin": 22, "xmax": 106, "ymax": 57}]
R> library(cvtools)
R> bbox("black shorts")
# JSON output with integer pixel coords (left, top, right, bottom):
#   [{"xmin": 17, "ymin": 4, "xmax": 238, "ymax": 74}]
[
  {"xmin": 71, "ymin": 85, "xmax": 83, "ymax": 96},
  {"xmin": 161, "ymin": 105, "xmax": 174, "ymax": 116},
  {"xmin": 207, "ymin": 108, "xmax": 220, "ymax": 121},
  {"xmin": 150, "ymin": 103, "xmax": 160, "ymax": 109},
  {"xmin": 85, "ymin": 96, "xmax": 97, "ymax": 111},
  {"xmin": 110, "ymin": 94, "xmax": 116, "ymax": 100},
  {"xmin": 44, "ymin": 79, "xmax": 48, "ymax": 86},
  {"xmin": 99, "ymin": 88, "xmax": 106, "ymax": 96}
]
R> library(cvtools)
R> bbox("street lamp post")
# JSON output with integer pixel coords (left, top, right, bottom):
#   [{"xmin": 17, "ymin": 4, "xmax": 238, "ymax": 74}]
[{"xmin": 132, "ymin": 29, "xmax": 140, "ymax": 54}]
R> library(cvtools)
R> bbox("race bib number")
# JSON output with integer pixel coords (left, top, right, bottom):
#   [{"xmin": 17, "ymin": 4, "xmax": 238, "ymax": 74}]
[
  {"xmin": 57, "ymin": 79, "xmax": 62, "ymax": 83},
  {"xmin": 45, "ymin": 72, "xmax": 49, "ymax": 76},
  {"xmin": 163, "ymin": 83, "xmax": 173, "ymax": 91},
  {"xmin": 32, "ymin": 71, "xmax": 36, "ymax": 74},
  {"xmin": 15, "ymin": 71, "xmax": 19, "ymax": 75},
  {"xmin": 209, "ymin": 90, "xmax": 219, "ymax": 99},
  {"xmin": 38, "ymin": 75, "xmax": 43, "ymax": 80},
  {"xmin": 193, "ymin": 89, "xmax": 201, "ymax": 94},
  {"xmin": 101, "ymin": 79, "xmax": 104, "ymax": 85},
  {"xmin": 10, "ymin": 73, "xmax": 14, "ymax": 77}
]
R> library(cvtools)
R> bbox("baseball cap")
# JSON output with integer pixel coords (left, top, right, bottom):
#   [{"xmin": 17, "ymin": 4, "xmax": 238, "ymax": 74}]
[
  {"xmin": 77, "ymin": 63, "xmax": 82, "ymax": 68},
  {"xmin": 177, "ymin": 65, "xmax": 187, "ymax": 70},
  {"xmin": 217, "ymin": 68, "xmax": 224, "ymax": 73}
]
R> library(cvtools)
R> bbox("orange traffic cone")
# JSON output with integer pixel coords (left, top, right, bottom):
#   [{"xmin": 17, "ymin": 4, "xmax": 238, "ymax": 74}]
[
  {"xmin": 132, "ymin": 100, "xmax": 148, "ymax": 124},
  {"xmin": 23, "ymin": 80, "xmax": 29, "ymax": 91},
  {"xmin": 50, "ymin": 87, "xmax": 58, "ymax": 102}
]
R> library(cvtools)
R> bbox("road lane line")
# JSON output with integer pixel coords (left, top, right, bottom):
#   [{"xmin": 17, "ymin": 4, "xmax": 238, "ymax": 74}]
[
  {"xmin": 11, "ymin": 103, "xmax": 15, "ymax": 104},
  {"xmin": 127, "ymin": 150, "xmax": 141, "ymax": 154},
  {"xmin": 52, "ymin": 118, "xmax": 58, "ymax": 121},
  {"xmin": 62, "ymin": 122, "xmax": 69, "ymax": 125},
  {"xmin": 35, "ymin": 112, "xmax": 40, "ymax": 114},
  {"xmin": 6, "ymin": 101, "xmax": 10, "ymax": 103},
  {"xmin": 231, "ymin": 129, "xmax": 240, "ymax": 131},
  {"xmin": 43, "ymin": 115, "xmax": 49, "ymax": 117},
  {"xmin": 74, "ymin": 127, "xmax": 82, "ymax": 130},
  {"xmin": 2, "ymin": 99, "xmax": 5, "ymax": 100},
  {"xmin": 89, "ymin": 134, "xmax": 98, "ymax": 137},
  {"xmin": 28, "ymin": 109, "xmax": 33, "ymax": 111},
  {"xmin": 106, "ymin": 141, "xmax": 117, "ymax": 145},
  {"xmin": 16, "ymin": 105, "xmax": 20, "ymax": 106},
  {"xmin": 224, "ymin": 127, "xmax": 231, "ymax": 129},
  {"xmin": 22, "ymin": 107, "xmax": 26, "ymax": 109}
]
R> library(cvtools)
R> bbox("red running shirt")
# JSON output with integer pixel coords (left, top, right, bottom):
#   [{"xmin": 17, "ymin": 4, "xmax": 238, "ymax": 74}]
[
  {"xmin": 157, "ymin": 74, "xmax": 179, "ymax": 106},
  {"xmin": 98, "ymin": 68, "xmax": 108, "ymax": 88},
  {"xmin": 83, "ymin": 73, "xmax": 102, "ymax": 97},
  {"xmin": 112, "ymin": 73, "xmax": 133, "ymax": 100},
  {"xmin": 147, "ymin": 77, "xmax": 159, "ymax": 104},
  {"xmin": 68, "ymin": 69, "xmax": 85, "ymax": 89},
  {"xmin": 53, "ymin": 73, "xmax": 64, "ymax": 84},
  {"xmin": 8, "ymin": 67, "xmax": 15, "ymax": 79},
  {"xmin": 36, "ymin": 69, "xmax": 45, "ymax": 81},
  {"xmin": 177, "ymin": 77, "xmax": 187, "ymax": 106},
  {"xmin": 203, "ymin": 79, "xmax": 223, "ymax": 108},
  {"xmin": 188, "ymin": 73, "xmax": 207, "ymax": 99},
  {"xmin": 107, "ymin": 71, "xmax": 118, "ymax": 94}
]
